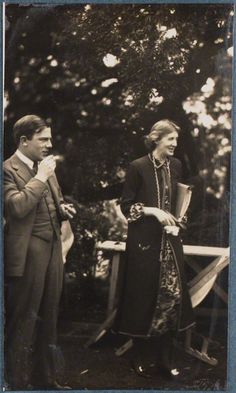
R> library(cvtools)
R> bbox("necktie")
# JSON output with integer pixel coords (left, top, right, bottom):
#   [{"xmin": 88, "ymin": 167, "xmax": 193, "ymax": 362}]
[{"xmin": 33, "ymin": 161, "xmax": 38, "ymax": 174}]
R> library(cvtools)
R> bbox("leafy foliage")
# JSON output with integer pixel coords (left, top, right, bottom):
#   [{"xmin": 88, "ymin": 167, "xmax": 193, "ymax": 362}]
[{"xmin": 5, "ymin": 4, "xmax": 233, "ymax": 277}]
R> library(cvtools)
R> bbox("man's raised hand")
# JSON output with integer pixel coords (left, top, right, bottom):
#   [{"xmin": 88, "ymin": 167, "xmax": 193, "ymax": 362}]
[{"xmin": 35, "ymin": 155, "xmax": 56, "ymax": 183}]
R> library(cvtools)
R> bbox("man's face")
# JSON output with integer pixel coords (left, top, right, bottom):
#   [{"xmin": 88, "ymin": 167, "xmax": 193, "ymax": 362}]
[{"xmin": 24, "ymin": 127, "xmax": 53, "ymax": 161}]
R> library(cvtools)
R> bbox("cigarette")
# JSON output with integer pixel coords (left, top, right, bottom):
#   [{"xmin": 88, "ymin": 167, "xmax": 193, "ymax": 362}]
[{"xmin": 54, "ymin": 155, "xmax": 64, "ymax": 162}]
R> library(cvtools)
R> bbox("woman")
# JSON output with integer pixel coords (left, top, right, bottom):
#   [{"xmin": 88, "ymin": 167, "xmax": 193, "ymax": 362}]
[{"xmin": 115, "ymin": 119, "xmax": 195, "ymax": 379}]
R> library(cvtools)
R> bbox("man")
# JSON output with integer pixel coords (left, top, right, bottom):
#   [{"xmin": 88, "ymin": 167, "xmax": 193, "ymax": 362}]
[{"xmin": 4, "ymin": 115, "xmax": 76, "ymax": 390}]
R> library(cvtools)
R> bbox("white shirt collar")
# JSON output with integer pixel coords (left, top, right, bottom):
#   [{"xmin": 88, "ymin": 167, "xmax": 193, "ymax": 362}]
[{"xmin": 16, "ymin": 149, "xmax": 34, "ymax": 169}]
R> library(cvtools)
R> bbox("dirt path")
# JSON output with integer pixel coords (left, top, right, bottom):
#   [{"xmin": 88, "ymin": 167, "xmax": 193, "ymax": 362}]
[{"xmin": 58, "ymin": 320, "xmax": 227, "ymax": 390}]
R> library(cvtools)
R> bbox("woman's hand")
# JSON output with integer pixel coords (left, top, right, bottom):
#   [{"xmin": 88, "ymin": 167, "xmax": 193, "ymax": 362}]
[
  {"xmin": 143, "ymin": 207, "xmax": 176, "ymax": 226},
  {"xmin": 154, "ymin": 209, "xmax": 177, "ymax": 226},
  {"xmin": 165, "ymin": 225, "xmax": 180, "ymax": 236}
]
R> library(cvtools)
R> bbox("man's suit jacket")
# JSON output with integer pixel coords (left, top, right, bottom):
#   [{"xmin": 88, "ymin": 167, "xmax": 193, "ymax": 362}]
[{"xmin": 4, "ymin": 154, "xmax": 65, "ymax": 277}]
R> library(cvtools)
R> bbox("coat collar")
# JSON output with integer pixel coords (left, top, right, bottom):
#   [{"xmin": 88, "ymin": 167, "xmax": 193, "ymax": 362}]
[
  {"xmin": 10, "ymin": 153, "xmax": 34, "ymax": 184},
  {"xmin": 15, "ymin": 149, "xmax": 34, "ymax": 169}
]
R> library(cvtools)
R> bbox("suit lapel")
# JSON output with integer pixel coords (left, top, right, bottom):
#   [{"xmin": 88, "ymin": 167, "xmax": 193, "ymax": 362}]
[
  {"xmin": 11, "ymin": 154, "xmax": 34, "ymax": 183},
  {"xmin": 47, "ymin": 174, "xmax": 61, "ymax": 211}
]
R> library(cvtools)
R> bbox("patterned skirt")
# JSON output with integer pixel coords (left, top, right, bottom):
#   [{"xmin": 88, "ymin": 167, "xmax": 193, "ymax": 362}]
[{"xmin": 148, "ymin": 236, "xmax": 181, "ymax": 336}]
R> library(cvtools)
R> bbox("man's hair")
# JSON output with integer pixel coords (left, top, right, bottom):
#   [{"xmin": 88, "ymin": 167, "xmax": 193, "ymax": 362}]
[{"xmin": 13, "ymin": 115, "xmax": 48, "ymax": 146}]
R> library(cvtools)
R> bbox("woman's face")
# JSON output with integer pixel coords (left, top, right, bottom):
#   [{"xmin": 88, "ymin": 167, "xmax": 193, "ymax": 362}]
[{"xmin": 156, "ymin": 131, "xmax": 178, "ymax": 157}]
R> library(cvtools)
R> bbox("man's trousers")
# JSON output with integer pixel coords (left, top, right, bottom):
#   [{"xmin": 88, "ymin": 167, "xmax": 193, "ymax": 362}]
[{"xmin": 5, "ymin": 234, "xmax": 64, "ymax": 389}]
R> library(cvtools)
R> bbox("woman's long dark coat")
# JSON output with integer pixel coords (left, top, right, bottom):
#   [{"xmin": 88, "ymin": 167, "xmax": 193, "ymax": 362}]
[{"xmin": 115, "ymin": 155, "xmax": 194, "ymax": 337}]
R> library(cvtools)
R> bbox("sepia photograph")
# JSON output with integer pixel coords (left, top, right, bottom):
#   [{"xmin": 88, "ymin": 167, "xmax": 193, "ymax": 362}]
[{"xmin": 3, "ymin": 2, "xmax": 234, "ymax": 391}]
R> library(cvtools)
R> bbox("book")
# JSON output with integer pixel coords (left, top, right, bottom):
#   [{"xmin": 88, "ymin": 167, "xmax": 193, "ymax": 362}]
[{"xmin": 175, "ymin": 182, "xmax": 193, "ymax": 221}]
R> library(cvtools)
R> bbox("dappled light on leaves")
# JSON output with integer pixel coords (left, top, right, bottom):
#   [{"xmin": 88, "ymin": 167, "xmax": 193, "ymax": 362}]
[
  {"xmin": 183, "ymin": 68, "xmax": 231, "ymax": 201},
  {"xmin": 4, "ymin": 3, "xmax": 233, "ymax": 249},
  {"xmin": 103, "ymin": 53, "xmax": 120, "ymax": 68}
]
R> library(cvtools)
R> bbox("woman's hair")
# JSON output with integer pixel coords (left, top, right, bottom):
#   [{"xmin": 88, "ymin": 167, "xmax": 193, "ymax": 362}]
[
  {"xmin": 13, "ymin": 115, "xmax": 48, "ymax": 146},
  {"xmin": 144, "ymin": 119, "xmax": 180, "ymax": 152}
]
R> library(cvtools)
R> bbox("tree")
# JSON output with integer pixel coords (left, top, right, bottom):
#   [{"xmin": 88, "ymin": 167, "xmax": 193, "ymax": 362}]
[{"xmin": 5, "ymin": 4, "xmax": 233, "ymax": 247}]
